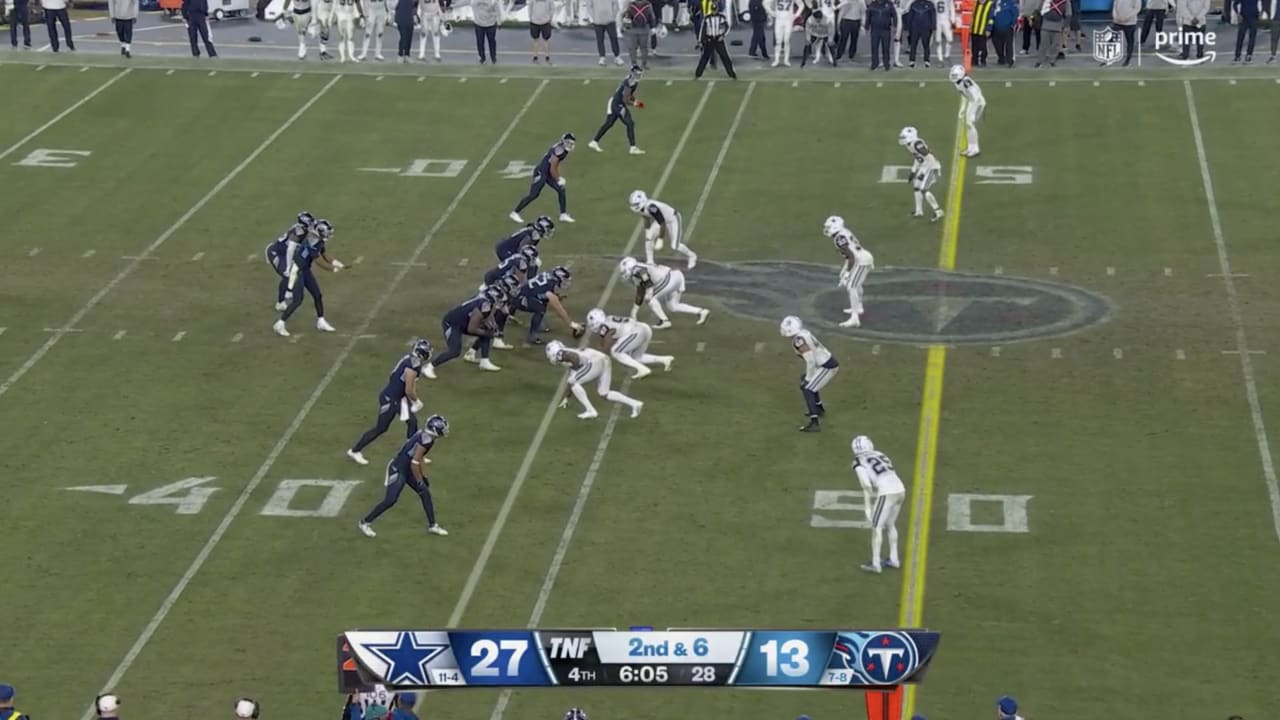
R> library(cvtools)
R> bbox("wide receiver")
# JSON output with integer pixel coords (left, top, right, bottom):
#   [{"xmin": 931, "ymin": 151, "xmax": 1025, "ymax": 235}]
[
  {"xmin": 585, "ymin": 308, "xmax": 674, "ymax": 379},
  {"xmin": 949, "ymin": 64, "xmax": 986, "ymax": 157}
]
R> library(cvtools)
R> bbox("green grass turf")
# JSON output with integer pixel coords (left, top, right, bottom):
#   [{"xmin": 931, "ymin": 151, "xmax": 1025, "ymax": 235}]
[{"xmin": 0, "ymin": 62, "xmax": 1278, "ymax": 720}]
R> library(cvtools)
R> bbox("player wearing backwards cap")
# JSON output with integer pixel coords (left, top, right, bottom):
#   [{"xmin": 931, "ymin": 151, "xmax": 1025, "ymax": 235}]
[
  {"xmin": 0, "ymin": 685, "xmax": 27, "ymax": 720},
  {"xmin": 997, "ymin": 695, "xmax": 1024, "ymax": 720},
  {"xmin": 95, "ymin": 694, "xmax": 121, "ymax": 719},
  {"xmin": 234, "ymin": 698, "xmax": 260, "ymax": 719}
]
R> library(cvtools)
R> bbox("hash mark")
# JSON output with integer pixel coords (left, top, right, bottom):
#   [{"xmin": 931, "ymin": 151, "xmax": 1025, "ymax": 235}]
[
  {"xmin": 876, "ymin": 81, "xmax": 884, "ymax": 88},
  {"xmin": 791, "ymin": 81, "xmax": 799, "ymax": 87},
  {"xmin": 753, "ymin": 341, "xmax": 766, "ymax": 353},
  {"xmin": 191, "ymin": 251, "xmax": 204, "ymax": 261},
  {"xmin": 208, "ymin": 71, "xmax": 216, "ymax": 77},
  {"xmin": 391, "ymin": 261, "xmax": 428, "ymax": 267},
  {"xmin": 1049, "ymin": 80, "xmax": 1057, "ymax": 87},
  {"xmin": 695, "ymin": 341, "xmax": 706, "ymax": 353},
  {"xmin": 1164, "ymin": 267, "xmax": 1173, "ymax": 276},
  {"xmin": 834, "ymin": 82, "xmax": 841, "ymax": 88},
  {"xmin": 1106, "ymin": 266, "xmax": 1115, "ymax": 276},
  {"xmin": 1229, "ymin": 79, "xmax": 1238, "ymax": 85},
  {"xmin": 1175, "ymin": 349, "xmax": 1186, "ymax": 360},
  {"xmin": 499, "ymin": 77, "xmax": 509, "ymax": 84},
  {"xmin": 251, "ymin": 72, "xmax": 260, "ymax": 78},
  {"xmin": 1113, "ymin": 347, "xmax": 1124, "ymax": 359},
  {"xmin": 1208, "ymin": 272, "xmax": 1249, "ymax": 278},
  {"xmin": 1093, "ymin": 80, "xmax": 1100, "ymax": 87},
  {"xmin": 665, "ymin": 80, "xmax": 673, "ymax": 86},
  {"xmin": 1137, "ymin": 80, "xmax": 1146, "ymax": 86},
  {"xmin": 246, "ymin": 253, "xmax": 256, "ymax": 262},
  {"xmin": 917, "ymin": 81, "xmax": 925, "ymax": 88},
  {"xmin": 293, "ymin": 73, "xmax": 302, "ymax": 79},
  {"xmin": 418, "ymin": 77, "xmax": 426, "ymax": 82},
  {"xmin": 990, "ymin": 346, "xmax": 1001, "ymax": 357},
  {"xmin": 1223, "ymin": 349, "xmax": 1267, "ymax": 355},
  {"xmin": 172, "ymin": 331, "xmax": 186, "ymax": 342},
  {"xmin": 82, "ymin": 249, "xmax": 96, "ymax": 259},
  {"xmin": 113, "ymin": 330, "xmax": 126, "ymax": 340},
  {"xmin": 1051, "ymin": 347, "xmax": 1062, "ymax": 359},
  {"xmin": 1049, "ymin": 266, "xmax": 1058, "ymax": 275},
  {"xmin": 376, "ymin": 75, "xmax": 385, "ymax": 81},
  {"xmin": 28, "ymin": 248, "xmax": 41, "ymax": 257},
  {"xmin": 581, "ymin": 79, "xmax": 589, "ymax": 85},
  {"xmin": 871, "ymin": 344, "xmax": 880, "ymax": 355},
  {"xmin": 166, "ymin": 69, "xmax": 175, "ymax": 75},
  {"xmin": 121, "ymin": 255, "xmax": 156, "ymax": 261},
  {"xmin": 457, "ymin": 258, "xmax": 469, "ymax": 267},
  {"xmin": 993, "ymin": 265, "xmax": 1003, "ymax": 275},
  {"xmin": 80, "ymin": 66, "xmax": 90, "ymax": 73},
  {"xmin": 36, "ymin": 65, "xmax": 46, "ymax": 71},
  {"xmin": 288, "ymin": 334, "xmax": 301, "ymax": 344},
  {"xmin": 231, "ymin": 332, "xmax": 244, "ymax": 343},
  {"xmin": 1004, "ymin": 81, "xmax": 1012, "ymax": 87},
  {"xmin": 354, "ymin": 255, "xmax": 364, "ymax": 265},
  {"xmin": 460, "ymin": 77, "xmax": 468, "ymax": 82},
  {"xmin": 0, "ymin": 327, "xmax": 5, "ymax": 336},
  {"xmin": 44, "ymin": 327, "xmax": 83, "ymax": 333}
]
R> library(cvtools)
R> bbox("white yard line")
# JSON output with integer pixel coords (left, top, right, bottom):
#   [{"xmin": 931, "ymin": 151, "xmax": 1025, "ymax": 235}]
[
  {"xmin": 76, "ymin": 80, "xmax": 549, "ymax": 718},
  {"xmin": 486, "ymin": 81, "xmax": 757, "ymax": 720},
  {"xmin": 1184, "ymin": 80, "xmax": 1280, "ymax": 547},
  {"xmin": 0, "ymin": 68, "xmax": 130, "ymax": 162},
  {"xmin": 0, "ymin": 75, "xmax": 340, "ymax": 403}
]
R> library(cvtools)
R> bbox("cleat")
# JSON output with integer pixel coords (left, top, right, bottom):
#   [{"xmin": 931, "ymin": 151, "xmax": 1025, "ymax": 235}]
[
  {"xmin": 630, "ymin": 401, "xmax": 644, "ymax": 418},
  {"xmin": 588, "ymin": 140, "xmax": 603, "ymax": 152},
  {"xmin": 358, "ymin": 521, "xmax": 376, "ymax": 538},
  {"xmin": 933, "ymin": 209, "xmax": 945, "ymax": 222},
  {"xmin": 274, "ymin": 301, "xmax": 287, "ymax": 311},
  {"xmin": 662, "ymin": 357, "xmax": 674, "ymax": 372},
  {"xmin": 577, "ymin": 409, "xmax": 599, "ymax": 420},
  {"xmin": 492, "ymin": 337, "xmax": 514, "ymax": 350},
  {"xmin": 696, "ymin": 309, "xmax": 710, "ymax": 325},
  {"xmin": 653, "ymin": 320, "xmax": 673, "ymax": 330},
  {"xmin": 884, "ymin": 559, "xmax": 900, "ymax": 569},
  {"xmin": 631, "ymin": 366, "xmax": 652, "ymax": 380},
  {"xmin": 375, "ymin": 53, "xmax": 384, "ymax": 61},
  {"xmin": 654, "ymin": 237, "xmax": 664, "ymax": 250},
  {"xmin": 559, "ymin": 213, "xmax": 575, "ymax": 223},
  {"xmin": 347, "ymin": 449, "xmax": 369, "ymax": 466},
  {"xmin": 509, "ymin": 211, "xmax": 524, "ymax": 223},
  {"xmin": 316, "ymin": 317, "xmax": 336, "ymax": 332},
  {"xmin": 839, "ymin": 316, "xmax": 861, "ymax": 328},
  {"xmin": 629, "ymin": 146, "xmax": 646, "ymax": 155},
  {"xmin": 463, "ymin": 349, "xmax": 479, "ymax": 363},
  {"xmin": 421, "ymin": 363, "xmax": 437, "ymax": 379},
  {"xmin": 615, "ymin": 55, "xmax": 624, "ymax": 65},
  {"xmin": 799, "ymin": 417, "xmax": 821, "ymax": 432},
  {"xmin": 524, "ymin": 337, "xmax": 545, "ymax": 347},
  {"xmin": 427, "ymin": 524, "xmax": 449, "ymax": 536},
  {"xmin": 478, "ymin": 359, "xmax": 501, "ymax": 372},
  {"xmin": 859, "ymin": 562, "xmax": 882, "ymax": 574},
  {"xmin": 273, "ymin": 320, "xmax": 290, "ymax": 337},
  {"xmin": 598, "ymin": 56, "xmax": 607, "ymax": 65},
  {"xmin": 686, "ymin": 253, "xmax": 698, "ymax": 270},
  {"xmin": 912, "ymin": 210, "xmax": 924, "ymax": 218}
]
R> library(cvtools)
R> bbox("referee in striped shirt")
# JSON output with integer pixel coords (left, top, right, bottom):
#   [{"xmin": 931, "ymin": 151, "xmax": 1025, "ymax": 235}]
[{"xmin": 695, "ymin": 6, "xmax": 737, "ymax": 78}]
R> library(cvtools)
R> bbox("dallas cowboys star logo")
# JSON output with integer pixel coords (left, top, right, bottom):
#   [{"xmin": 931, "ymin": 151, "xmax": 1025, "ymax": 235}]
[{"xmin": 362, "ymin": 632, "xmax": 450, "ymax": 685}]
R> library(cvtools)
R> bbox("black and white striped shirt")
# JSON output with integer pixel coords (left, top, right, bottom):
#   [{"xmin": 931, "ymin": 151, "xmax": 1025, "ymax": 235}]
[{"xmin": 701, "ymin": 11, "xmax": 728, "ymax": 40}]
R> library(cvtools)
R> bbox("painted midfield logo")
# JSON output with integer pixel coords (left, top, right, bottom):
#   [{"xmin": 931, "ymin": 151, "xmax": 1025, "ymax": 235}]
[{"xmin": 684, "ymin": 260, "xmax": 1111, "ymax": 346}]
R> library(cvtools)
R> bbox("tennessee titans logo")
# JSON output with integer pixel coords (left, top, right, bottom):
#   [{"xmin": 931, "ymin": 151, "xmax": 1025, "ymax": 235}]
[{"xmin": 858, "ymin": 632, "xmax": 918, "ymax": 685}]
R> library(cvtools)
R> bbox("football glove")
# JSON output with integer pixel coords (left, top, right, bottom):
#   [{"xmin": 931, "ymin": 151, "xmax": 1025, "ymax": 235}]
[
  {"xmin": 332, "ymin": 260, "xmax": 346, "ymax": 272},
  {"xmin": 557, "ymin": 177, "xmax": 567, "ymax": 188},
  {"xmin": 410, "ymin": 399, "xmax": 424, "ymax": 414},
  {"xmin": 635, "ymin": 100, "xmax": 645, "ymax": 109},
  {"xmin": 571, "ymin": 322, "xmax": 585, "ymax": 339}
]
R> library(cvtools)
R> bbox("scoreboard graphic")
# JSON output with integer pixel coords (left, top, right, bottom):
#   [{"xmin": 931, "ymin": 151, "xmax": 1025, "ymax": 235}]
[{"xmin": 338, "ymin": 629, "xmax": 940, "ymax": 690}]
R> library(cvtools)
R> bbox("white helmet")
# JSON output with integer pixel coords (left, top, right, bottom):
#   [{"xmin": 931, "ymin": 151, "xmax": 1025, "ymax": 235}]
[
  {"xmin": 948, "ymin": 64, "xmax": 966, "ymax": 83},
  {"xmin": 851, "ymin": 435, "xmax": 875, "ymax": 455},
  {"xmin": 628, "ymin": 190, "xmax": 648, "ymax": 212},
  {"xmin": 586, "ymin": 308, "xmax": 607, "ymax": 331},
  {"xmin": 545, "ymin": 340, "xmax": 566, "ymax": 363},
  {"xmin": 779, "ymin": 315, "xmax": 803, "ymax": 337},
  {"xmin": 618, "ymin": 256, "xmax": 639, "ymax": 278},
  {"xmin": 234, "ymin": 699, "xmax": 260, "ymax": 720},
  {"xmin": 898, "ymin": 126, "xmax": 918, "ymax": 146},
  {"xmin": 822, "ymin": 215, "xmax": 845, "ymax": 238}
]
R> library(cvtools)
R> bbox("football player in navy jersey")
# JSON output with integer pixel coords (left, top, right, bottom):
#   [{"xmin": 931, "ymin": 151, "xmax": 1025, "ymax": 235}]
[
  {"xmin": 483, "ymin": 244, "xmax": 540, "ymax": 287},
  {"xmin": 346, "ymin": 339, "xmax": 433, "ymax": 466},
  {"xmin": 265, "ymin": 211, "xmax": 316, "ymax": 311},
  {"xmin": 502, "ymin": 266, "xmax": 583, "ymax": 346},
  {"xmin": 357, "ymin": 414, "xmax": 450, "ymax": 538},
  {"xmin": 273, "ymin": 218, "xmax": 348, "ymax": 337},
  {"xmin": 587, "ymin": 65, "xmax": 646, "ymax": 155},
  {"xmin": 422, "ymin": 287, "xmax": 503, "ymax": 378},
  {"xmin": 509, "ymin": 133, "xmax": 576, "ymax": 224},
  {"xmin": 495, "ymin": 216, "xmax": 554, "ymax": 261}
]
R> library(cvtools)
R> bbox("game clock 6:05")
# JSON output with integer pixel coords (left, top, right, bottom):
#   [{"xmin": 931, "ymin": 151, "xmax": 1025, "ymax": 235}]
[{"xmin": 617, "ymin": 665, "xmax": 669, "ymax": 684}]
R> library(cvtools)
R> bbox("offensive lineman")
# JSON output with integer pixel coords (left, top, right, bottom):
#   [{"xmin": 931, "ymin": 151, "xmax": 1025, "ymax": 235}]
[
  {"xmin": 823, "ymin": 215, "xmax": 874, "ymax": 328},
  {"xmin": 628, "ymin": 190, "xmax": 698, "ymax": 269},
  {"xmin": 358, "ymin": 0, "xmax": 387, "ymax": 60},
  {"xmin": 780, "ymin": 315, "xmax": 839, "ymax": 432},
  {"xmin": 418, "ymin": 0, "xmax": 449, "ymax": 61},
  {"xmin": 949, "ymin": 64, "xmax": 985, "ymax": 157},
  {"xmin": 851, "ymin": 435, "xmax": 905, "ymax": 573},
  {"xmin": 422, "ymin": 286, "xmax": 503, "ymax": 378},
  {"xmin": 280, "ymin": 0, "xmax": 316, "ymax": 58},
  {"xmin": 333, "ymin": 0, "xmax": 364, "ymax": 62},
  {"xmin": 587, "ymin": 65, "xmax": 646, "ymax": 155},
  {"xmin": 346, "ymin": 339, "xmax": 432, "ymax": 466},
  {"xmin": 495, "ymin": 216, "xmax": 553, "ymax": 260},
  {"xmin": 769, "ymin": 0, "xmax": 799, "ymax": 66},
  {"xmin": 357, "ymin": 414, "xmax": 450, "ymax": 538},
  {"xmin": 618, "ymin": 257, "xmax": 710, "ymax": 329},
  {"xmin": 510, "ymin": 133, "xmax": 576, "ymax": 224},
  {"xmin": 899, "ymin": 126, "xmax": 944, "ymax": 221},
  {"xmin": 586, "ymin": 308, "xmax": 674, "ymax": 379},
  {"xmin": 546, "ymin": 340, "xmax": 644, "ymax": 419},
  {"xmin": 934, "ymin": 0, "xmax": 955, "ymax": 61},
  {"xmin": 501, "ymin": 266, "xmax": 582, "ymax": 346},
  {"xmin": 273, "ymin": 219, "xmax": 347, "ymax": 337}
]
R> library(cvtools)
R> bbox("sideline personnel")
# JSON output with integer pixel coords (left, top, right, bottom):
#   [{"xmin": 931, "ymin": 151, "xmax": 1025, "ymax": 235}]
[
  {"xmin": 0, "ymin": 684, "xmax": 29, "ymax": 720},
  {"xmin": 695, "ymin": 4, "xmax": 737, "ymax": 76},
  {"xmin": 182, "ymin": 0, "xmax": 219, "ymax": 56}
]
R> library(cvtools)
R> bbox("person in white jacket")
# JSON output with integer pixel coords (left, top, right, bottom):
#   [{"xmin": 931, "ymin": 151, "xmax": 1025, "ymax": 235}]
[
  {"xmin": 108, "ymin": 0, "xmax": 138, "ymax": 56},
  {"xmin": 589, "ymin": 0, "xmax": 625, "ymax": 63}
]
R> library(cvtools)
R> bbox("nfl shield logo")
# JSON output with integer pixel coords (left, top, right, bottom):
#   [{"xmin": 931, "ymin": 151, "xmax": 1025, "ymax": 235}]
[{"xmin": 1092, "ymin": 27, "xmax": 1123, "ymax": 65}]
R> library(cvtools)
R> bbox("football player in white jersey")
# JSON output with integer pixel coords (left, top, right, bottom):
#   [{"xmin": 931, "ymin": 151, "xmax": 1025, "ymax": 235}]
[
  {"xmin": 418, "ymin": 0, "xmax": 448, "ymax": 61},
  {"xmin": 628, "ymin": 190, "xmax": 698, "ymax": 269},
  {"xmin": 315, "ymin": 0, "xmax": 336, "ymax": 58},
  {"xmin": 358, "ymin": 0, "xmax": 388, "ymax": 60},
  {"xmin": 780, "ymin": 316, "xmax": 839, "ymax": 432},
  {"xmin": 618, "ymin": 257, "xmax": 709, "ymax": 329},
  {"xmin": 281, "ymin": 0, "xmax": 315, "ymax": 59},
  {"xmin": 769, "ymin": 0, "xmax": 798, "ymax": 66},
  {"xmin": 823, "ymin": 215, "xmax": 874, "ymax": 328},
  {"xmin": 851, "ymin": 435, "xmax": 905, "ymax": 573},
  {"xmin": 333, "ymin": 0, "xmax": 363, "ymax": 62},
  {"xmin": 898, "ymin": 126, "xmax": 944, "ymax": 221},
  {"xmin": 547, "ymin": 340, "xmax": 644, "ymax": 419},
  {"xmin": 586, "ymin": 307, "xmax": 674, "ymax": 379},
  {"xmin": 892, "ymin": 0, "xmax": 908, "ymax": 66},
  {"xmin": 934, "ymin": 0, "xmax": 954, "ymax": 61},
  {"xmin": 949, "ymin": 64, "xmax": 985, "ymax": 157}
]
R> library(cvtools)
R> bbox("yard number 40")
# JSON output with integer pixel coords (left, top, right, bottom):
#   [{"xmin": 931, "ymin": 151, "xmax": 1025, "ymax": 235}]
[
  {"xmin": 127, "ymin": 476, "xmax": 362, "ymax": 518},
  {"xmin": 878, "ymin": 165, "xmax": 1034, "ymax": 185}
]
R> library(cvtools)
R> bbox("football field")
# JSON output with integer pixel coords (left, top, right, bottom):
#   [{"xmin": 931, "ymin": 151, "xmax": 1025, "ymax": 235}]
[{"xmin": 2, "ymin": 55, "xmax": 1279, "ymax": 720}]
